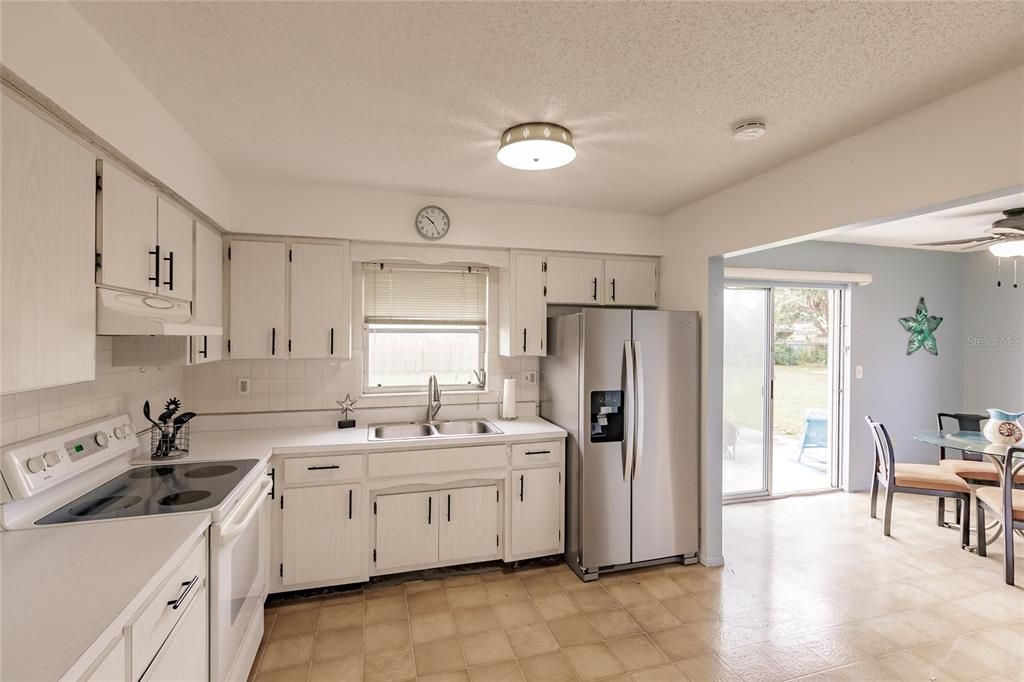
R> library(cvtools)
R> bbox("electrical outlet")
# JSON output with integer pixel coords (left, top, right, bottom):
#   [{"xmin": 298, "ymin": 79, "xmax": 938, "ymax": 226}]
[
  {"xmin": 238, "ymin": 377, "xmax": 251, "ymax": 395},
  {"xmin": 523, "ymin": 371, "xmax": 538, "ymax": 386},
  {"xmin": 855, "ymin": 366, "xmax": 864, "ymax": 380}
]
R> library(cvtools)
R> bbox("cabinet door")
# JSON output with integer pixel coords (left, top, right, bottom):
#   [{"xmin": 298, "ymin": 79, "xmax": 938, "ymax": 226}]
[
  {"xmin": 513, "ymin": 254, "xmax": 547, "ymax": 356},
  {"xmin": 438, "ymin": 485, "xmax": 499, "ymax": 563},
  {"xmin": 229, "ymin": 240, "xmax": 287, "ymax": 359},
  {"xmin": 546, "ymin": 256, "xmax": 603, "ymax": 305},
  {"xmin": 511, "ymin": 467, "xmax": 562, "ymax": 557},
  {"xmin": 282, "ymin": 485, "xmax": 363, "ymax": 585},
  {"xmin": 141, "ymin": 585, "xmax": 208, "ymax": 682},
  {"xmin": 375, "ymin": 491, "xmax": 439, "ymax": 571},
  {"xmin": 289, "ymin": 243, "xmax": 350, "ymax": 358},
  {"xmin": 156, "ymin": 196, "xmax": 194, "ymax": 301},
  {"xmin": 605, "ymin": 259, "xmax": 658, "ymax": 307},
  {"xmin": 98, "ymin": 160, "xmax": 158, "ymax": 293},
  {"xmin": 192, "ymin": 222, "xmax": 223, "ymax": 364},
  {"xmin": 86, "ymin": 636, "xmax": 126, "ymax": 682},
  {"xmin": 2, "ymin": 93, "xmax": 96, "ymax": 394}
]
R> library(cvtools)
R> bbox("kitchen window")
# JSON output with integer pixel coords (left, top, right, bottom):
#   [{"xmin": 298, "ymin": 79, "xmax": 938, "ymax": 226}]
[{"xmin": 363, "ymin": 263, "xmax": 488, "ymax": 393}]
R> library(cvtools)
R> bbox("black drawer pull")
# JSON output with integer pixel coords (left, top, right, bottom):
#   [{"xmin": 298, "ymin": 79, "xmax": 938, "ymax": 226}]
[
  {"xmin": 330, "ymin": 327, "xmax": 335, "ymax": 355},
  {"xmin": 348, "ymin": 488, "xmax": 353, "ymax": 519},
  {"xmin": 519, "ymin": 474, "xmax": 525, "ymax": 501},
  {"xmin": 428, "ymin": 496, "xmax": 432, "ymax": 524},
  {"xmin": 611, "ymin": 278, "xmax": 617, "ymax": 301},
  {"xmin": 167, "ymin": 575, "xmax": 199, "ymax": 610},
  {"xmin": 592, "ymin": 277, "xmax": 598, "ymax": 301},
  {"xmin": 148, "ymin": 245, "xmax": 161, "ymax": 286},
  {"xmin": 522, "ymin": 328, "xmax": 527, "ymax": 353},
  {"xmin": 307, "ymin": 464, "xmax": 340, "ymax": 471},
  {"xmin": 163, "ymin": 250, "xmax": 175, "ymax": 290},
  {"xmin": 524, "ymin": 450, "xmax": 551, "ymax": 456},
  {"xmin": 271, "ymin": 327, "xmax": 277, "ymax": 355},
  {"xmin": 447, "ymin": 493, "xmax": 451, "ymax": 522}
]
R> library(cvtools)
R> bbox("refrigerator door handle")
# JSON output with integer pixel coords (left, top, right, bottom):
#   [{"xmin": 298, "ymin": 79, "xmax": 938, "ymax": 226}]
[
  {"xmin": 632, "ymin": 340, "xmax": 645, "ymax": 480},
  {"xmin": 623, "ymin": 340, "xmax": 636, "ymax": 482}
]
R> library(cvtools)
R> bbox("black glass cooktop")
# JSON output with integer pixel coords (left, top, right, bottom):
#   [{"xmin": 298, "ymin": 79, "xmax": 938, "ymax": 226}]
[{"xmin": 35, "ymin": 459, "xmax": 259, "ymax": 525}]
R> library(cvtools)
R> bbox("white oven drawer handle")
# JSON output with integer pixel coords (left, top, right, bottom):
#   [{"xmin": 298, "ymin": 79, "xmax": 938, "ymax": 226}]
[{"xmin": 220, "ymin": 476, "xmax": 272, "ymax": 545}]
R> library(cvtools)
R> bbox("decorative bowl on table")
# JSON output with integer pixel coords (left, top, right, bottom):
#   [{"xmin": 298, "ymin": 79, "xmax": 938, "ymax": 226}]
[{"xmin": 982, "ymin": 408, "xmax": 1024, "ymax": 445}]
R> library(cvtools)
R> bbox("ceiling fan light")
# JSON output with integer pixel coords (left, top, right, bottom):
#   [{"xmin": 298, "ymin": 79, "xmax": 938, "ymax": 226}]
[
  {"xmin": 497, "ymin": 122, "xmax": 576, "ymax": 170},
  {"xmin": 988, "ymin": 241, "xmax": 1024, "ymax": 258}
]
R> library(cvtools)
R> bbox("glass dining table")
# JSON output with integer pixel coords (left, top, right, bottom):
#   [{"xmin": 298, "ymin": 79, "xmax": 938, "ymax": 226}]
[{"xmin": 913, "ymin": 430, "xmax": 1024, "ymax": 552}]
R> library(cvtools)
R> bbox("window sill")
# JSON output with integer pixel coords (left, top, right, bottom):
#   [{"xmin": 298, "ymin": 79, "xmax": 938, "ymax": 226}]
[{"xmin": 358, "ymin": 389, "xmax": 500, "ymax": 409}]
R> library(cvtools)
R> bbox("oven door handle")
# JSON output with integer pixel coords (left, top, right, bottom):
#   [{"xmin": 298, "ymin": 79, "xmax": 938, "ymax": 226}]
[{"xmin": 220, "ymin": 476, "xmax": 272, "ymax": 545}]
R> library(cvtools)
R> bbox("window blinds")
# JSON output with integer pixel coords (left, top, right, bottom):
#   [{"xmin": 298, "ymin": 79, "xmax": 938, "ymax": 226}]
[{"xmin": 363, "ymin": 263, "xmax": 488, "ymax": 325}]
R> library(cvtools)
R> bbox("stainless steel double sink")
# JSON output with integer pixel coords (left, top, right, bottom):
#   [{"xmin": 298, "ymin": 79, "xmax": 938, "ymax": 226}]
[{"xmin": 368, "ymin": 419, "xmax": 503, "ymax": 441}]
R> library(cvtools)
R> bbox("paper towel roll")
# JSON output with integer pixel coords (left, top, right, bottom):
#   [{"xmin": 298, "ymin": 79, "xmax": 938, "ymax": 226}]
[{"xmin": 502, "ymin": 378, "xmax": 518, "ymax": 420}]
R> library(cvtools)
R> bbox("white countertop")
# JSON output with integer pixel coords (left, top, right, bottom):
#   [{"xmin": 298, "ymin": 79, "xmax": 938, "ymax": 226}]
[
  {"xmin": 185, "ymin": 416, "xmax": 566, "ymax": 463},
  {"xmin": 1, "ymin": 514, "xmax": 209, "ymax": 681}
]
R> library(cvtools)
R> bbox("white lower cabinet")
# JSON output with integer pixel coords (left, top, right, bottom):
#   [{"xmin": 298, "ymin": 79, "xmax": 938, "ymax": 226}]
[
  {"xmin": 438, "ymin": 485, "xmax": 500, "ymax": 563},
  {"xmin": 511, "ymin": 467, "xmax": 562, "ymax": 558},
  {"xmin": 374, "ymin": 491, "xmax": 439, "ymax": 571},
  {"xmin": 141, "ymin": 585, "xmax": 208, "ymax": 682},
  {"xmin": 282, "ymin": 484, "xmax": 363, "ymax": 585}
]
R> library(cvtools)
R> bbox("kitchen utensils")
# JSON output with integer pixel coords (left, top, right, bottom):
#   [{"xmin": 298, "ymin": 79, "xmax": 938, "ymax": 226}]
[{"xmin": 148, "ymin": 398, "xmax": 195, "ymax": 459}]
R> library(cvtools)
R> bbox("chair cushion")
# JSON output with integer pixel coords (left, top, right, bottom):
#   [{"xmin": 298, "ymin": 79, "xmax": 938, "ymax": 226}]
[
  {"xmin": 976, "ymin": 486, "xmax": 1024, "ymax": 522},
  {"xmin": 893, "ymin": 463, "xmax": 971, "ymax": 493},
  {"xmin": 939, "ymin": 459, "xmax": 1024, "ymax": 484}
]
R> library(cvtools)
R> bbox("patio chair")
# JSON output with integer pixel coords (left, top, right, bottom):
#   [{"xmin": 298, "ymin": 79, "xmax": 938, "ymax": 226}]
[
  {"xmin": 866, "ymin": 416, "xmax": 971, "ymax": 548},
  {"xmin": 796, "ymin": 408, "xmax": 829, "ymax": 465},
  {"xmin": 975, "ymin": 446, "xmax": 1024, "ymax": 586}
]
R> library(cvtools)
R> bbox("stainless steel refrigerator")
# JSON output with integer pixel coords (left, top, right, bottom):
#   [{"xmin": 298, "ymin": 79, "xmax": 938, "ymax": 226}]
[{"xmin": 540, "ymin": 308, "xmax": 700, "ymax": 580}]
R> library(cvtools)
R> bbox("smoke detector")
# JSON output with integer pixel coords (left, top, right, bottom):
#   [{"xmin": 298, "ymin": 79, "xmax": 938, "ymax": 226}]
[{"xmin": 733, "ymin": 120, "xmax": 767, "ymax": 141}]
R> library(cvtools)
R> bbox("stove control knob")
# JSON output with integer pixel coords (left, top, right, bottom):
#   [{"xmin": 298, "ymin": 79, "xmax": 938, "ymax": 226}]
[
  {"xmin": 26, "ymin": 456, "xmax": 45, "ymax": 474},
  {"xmin": 43, "ymin": 450, "xmax": 61, "ymax": 467},
  {"xmin": 113, "ymin": 426, "xmax": 128, "ymax": 440},
  {"xmin": 94, "ymin": 432, "xmax": 109, "ymax": 448}
]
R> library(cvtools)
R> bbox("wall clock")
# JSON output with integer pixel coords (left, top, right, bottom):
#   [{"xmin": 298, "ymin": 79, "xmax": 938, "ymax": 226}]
[{"xmin": 415, "ymin": 205, "xmax": 450, "ymax": 241}]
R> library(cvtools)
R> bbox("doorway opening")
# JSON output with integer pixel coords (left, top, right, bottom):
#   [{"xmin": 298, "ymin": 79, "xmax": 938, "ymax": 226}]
[{"xmin": 722, "ymin": 285, "xmax": 847, "ymax": 500}]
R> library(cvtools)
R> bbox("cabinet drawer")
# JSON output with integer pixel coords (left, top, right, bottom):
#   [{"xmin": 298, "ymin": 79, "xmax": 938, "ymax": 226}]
[
  {"xmin": 284, "ymin": 454, "xmax": 362, "ymax": 485},
  {"xmin": 131, "ymin": 536, "xmax": 207, "ymax": 680},
  {"xmin": 369, "ymin": 445, "xmax": 507, "ymax": 478},
  {"xmin": 511, "ymin": 441, "xmax": 562, "ymax": 467}
]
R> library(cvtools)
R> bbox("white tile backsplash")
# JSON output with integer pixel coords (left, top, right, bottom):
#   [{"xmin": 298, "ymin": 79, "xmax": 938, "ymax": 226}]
[{"xmin": 0, "ymin": 336, "xmax": 185, "ymax": 446}]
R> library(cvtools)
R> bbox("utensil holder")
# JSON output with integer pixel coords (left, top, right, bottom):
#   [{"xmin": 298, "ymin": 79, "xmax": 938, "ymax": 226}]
[{"xmin": 151, "ymin": 424, "xmax": 190, "ymax": 459}]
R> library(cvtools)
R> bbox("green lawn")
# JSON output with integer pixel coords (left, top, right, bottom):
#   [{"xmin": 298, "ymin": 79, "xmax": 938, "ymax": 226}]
[{"xmin": 724, "ymin": 364, "xmax": 829, "ymax": 437}]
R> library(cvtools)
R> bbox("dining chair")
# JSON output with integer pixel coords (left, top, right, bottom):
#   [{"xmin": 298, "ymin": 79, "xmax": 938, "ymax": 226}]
[
  {"xmin": 866, "ymin": 416, "xmax": 971, "ymax": 547},
  {"xmin": 935, "ymin": 412, "xmax": 990, "ymax": 527},
  {"xmin": 975, "ymin": 446, "xmax": 1024, "ymax": 585}
]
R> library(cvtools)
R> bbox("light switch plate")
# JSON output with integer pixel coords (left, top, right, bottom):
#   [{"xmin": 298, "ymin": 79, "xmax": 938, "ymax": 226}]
[
  {"xmin": 855, "ymin": 366, "xmax": 864, "ymax": 379},
  {"xmin": 523, "ymin": 371, "xmax": 538, "ymax": 385},
  {"xmin": 238, "ymin": 377, "xmax": 251, "ymax": 395}
]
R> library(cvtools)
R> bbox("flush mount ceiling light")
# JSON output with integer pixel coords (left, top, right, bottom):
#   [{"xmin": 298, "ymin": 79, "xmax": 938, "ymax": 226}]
[
  {"xmin": 733, "ymin": 120, "xmax": 767, "ymax": 141},
  {"xmin": 497, "ymin": 122, "xmax": 576, "ymax": 170},
  {"xmin": 989, "ymin": 240, "xmax": 1024, "ymax": 258}
]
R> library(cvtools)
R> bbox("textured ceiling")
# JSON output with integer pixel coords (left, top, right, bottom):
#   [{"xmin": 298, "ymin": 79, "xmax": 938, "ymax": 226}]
[
  {"xmin": 822, "ymin": 193, "xmax": 1024, "ymax": 252},
  {"xmin": 73, "ymin": 2, "xmax": 1024, "ymax": 215}
]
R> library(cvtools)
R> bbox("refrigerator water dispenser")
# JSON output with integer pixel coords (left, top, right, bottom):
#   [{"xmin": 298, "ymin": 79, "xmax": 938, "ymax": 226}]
[{"xmin": 590, "ymin": 390, "xmax": 624, "ymax": 442}]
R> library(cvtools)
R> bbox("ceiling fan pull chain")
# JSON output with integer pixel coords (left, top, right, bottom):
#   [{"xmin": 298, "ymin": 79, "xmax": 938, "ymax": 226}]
[
  {"xmin": 1014, "ymin": 257, "xmax": 1018, "ymax": 289},
  {"xmin": 997, "ymin": 257, "xmax": 1002, "ymax": 288}
]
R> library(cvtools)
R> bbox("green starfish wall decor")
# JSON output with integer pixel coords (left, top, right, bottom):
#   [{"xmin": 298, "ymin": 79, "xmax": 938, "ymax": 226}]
[{"xmin": 899, "ymin": 297, "xmax": 943, "ymax": 356}]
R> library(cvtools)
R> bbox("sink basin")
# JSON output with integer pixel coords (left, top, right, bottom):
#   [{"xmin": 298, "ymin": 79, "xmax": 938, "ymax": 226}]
[
  {"xmin": 434, "ymin": 420, "xmax": 500, "ymax": 435},
  {"xmin": 367, "ymin": 419, "xmax": 503, "ymax": 441},
  {"xmin": 371, "ymin": 423, "xmax": 436, "ymax": 440}
]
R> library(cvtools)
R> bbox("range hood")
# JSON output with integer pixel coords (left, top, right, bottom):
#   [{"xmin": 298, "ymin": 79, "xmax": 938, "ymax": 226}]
[{"xmin": 97, "ymin": 287, "xmax": 223, "ymax": 336}]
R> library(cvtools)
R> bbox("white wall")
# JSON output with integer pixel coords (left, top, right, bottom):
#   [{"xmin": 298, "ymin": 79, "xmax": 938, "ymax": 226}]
[
  {"xmin": 661, "ymin": 65, "xmax": 1024, "ymax": 566},
  {"xmin": 0, "ymin": 1, "xmax": 232, "ymax": 227},
  {"xmin": 962, "ymin": 252, "xmax": 1024, "ymax": 413},
  {"xmin": 231, "ymin": 181, "xmax": 663, "ymax": 254}
]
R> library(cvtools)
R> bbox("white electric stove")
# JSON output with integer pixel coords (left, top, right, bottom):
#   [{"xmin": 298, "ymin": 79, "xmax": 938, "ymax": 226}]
[{"xmin": 0, "ymin": 415, "xmax": 271, "ymax": 682}]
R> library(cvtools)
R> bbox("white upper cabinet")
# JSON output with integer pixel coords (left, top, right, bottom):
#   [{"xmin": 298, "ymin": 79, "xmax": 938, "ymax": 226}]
[
  {"xmin": 155, "ymin": 197, "xmax": 193, "ymax": 301},
  {"xmin": 192, "ymin": 221, "xmax": 223, "ymax": 364},
  {"xmin": 1, "ymin": 92, "xmax": 96, "ymax": 394},
  {"xmin": 229, "ymin": 240, "xmax": 288, "ymax": 359},
  {"xmin": 605, "ymin": 258, "xmax": 658, "ymax": 307},
  {"xmin": 98, "ymin": 160, "xmax": 158, "ymax": 294},
  {"xmin": 500, "ymin": 253, "xmax": 547, "ymax": 357},
  {"xmin": 289, "ymin": 243, "xmax": 351, "ymax": 359},
  {"xmin": 545, "ymin": 256, "xmax": 603, "ymax": 305}
]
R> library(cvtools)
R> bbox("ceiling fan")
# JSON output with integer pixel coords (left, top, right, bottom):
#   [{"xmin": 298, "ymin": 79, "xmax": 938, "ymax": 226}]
[{"xmin": 917, "ymin": 207, "xmax": 1024, "ymax": 257}]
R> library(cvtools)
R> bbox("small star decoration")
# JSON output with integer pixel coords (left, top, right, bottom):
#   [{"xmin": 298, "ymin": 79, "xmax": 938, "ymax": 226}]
[
  {"xmin": 336, "ymin": 393, "xmax": 358, "ymax": 419},
  {"xmin": 899, "ymin": 297, "xmax": 943, "ymax": 356}
]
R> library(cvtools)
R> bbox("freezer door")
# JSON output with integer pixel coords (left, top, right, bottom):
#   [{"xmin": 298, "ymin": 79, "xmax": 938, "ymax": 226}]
[
  {"xmin": 579, "ymin": 309, "xmax": 633, "ymax": 570},
  {"xmin": 630, "ymin": 310, "xmax": 700, "ymax": 562}
]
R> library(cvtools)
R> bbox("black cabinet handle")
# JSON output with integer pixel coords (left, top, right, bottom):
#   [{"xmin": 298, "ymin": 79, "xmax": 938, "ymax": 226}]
[
  {"xmin": 163, "ymin": 250, "xmax": 174, "ymax": 290},
  {"xmin": 525, "ymin": 450, "xmax": 551, "ymax": 456},
  {"xmin": 348, "ymin": 489, "xmax": 353, "ymax": 519},
  {"xmin": 522, "ymin": 328, "xmax": 527, "ymax": 353},
  {"xmin": 447, "ymin": 493, "xmax": 451, "ymax": 522},
  {"xmin": 271, "ymin": 327, "xmax": 276, "ymax": 355},
  {"xmin": 148, "ymin": 245, "xmax": 161, "ymax": 286},
  {"xmin": 198, "ymin": 335, "xmax": 208, "ymax": 359},
  {"xmin": 592, "ymin": 277, "xmax": 598, "ymax": 301},
  {"xmin": 330, "ymin": 327, "xmax": 335, "ymax": 355},
  {"xmin": 519, "ymin": 474, "xmax": 525, "ymax": 501},
  {"xmin": 167, "ymin": 575, "xmax": 198, "ymax": 610},
  {"xmin": 307, "ymin": 464, "xmax": 340, "ymax": 471},
  {"xmin": 611, "ymin": 278, "xmax": 616, "ymax": 302},
  {"xmin": 428, "ymin": 496, "xmax": 432, "ymax": 525}
]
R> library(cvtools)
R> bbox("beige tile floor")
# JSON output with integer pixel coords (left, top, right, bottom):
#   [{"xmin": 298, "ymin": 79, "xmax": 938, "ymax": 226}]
[{"xmin": 250, "ymin": 492, "xmax": 1024, "ymax": 681}]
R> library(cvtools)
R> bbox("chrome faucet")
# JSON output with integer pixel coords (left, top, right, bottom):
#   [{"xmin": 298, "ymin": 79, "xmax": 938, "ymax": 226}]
[{"xmin": 426, "ymin": 374, "xmax": 442, "ymax": 421}]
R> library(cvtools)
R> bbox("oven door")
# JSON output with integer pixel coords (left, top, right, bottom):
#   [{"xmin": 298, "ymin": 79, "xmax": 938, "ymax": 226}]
[{"xmin": 210, "ymin": 473, "xmax": 272, "ymax": 681}]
